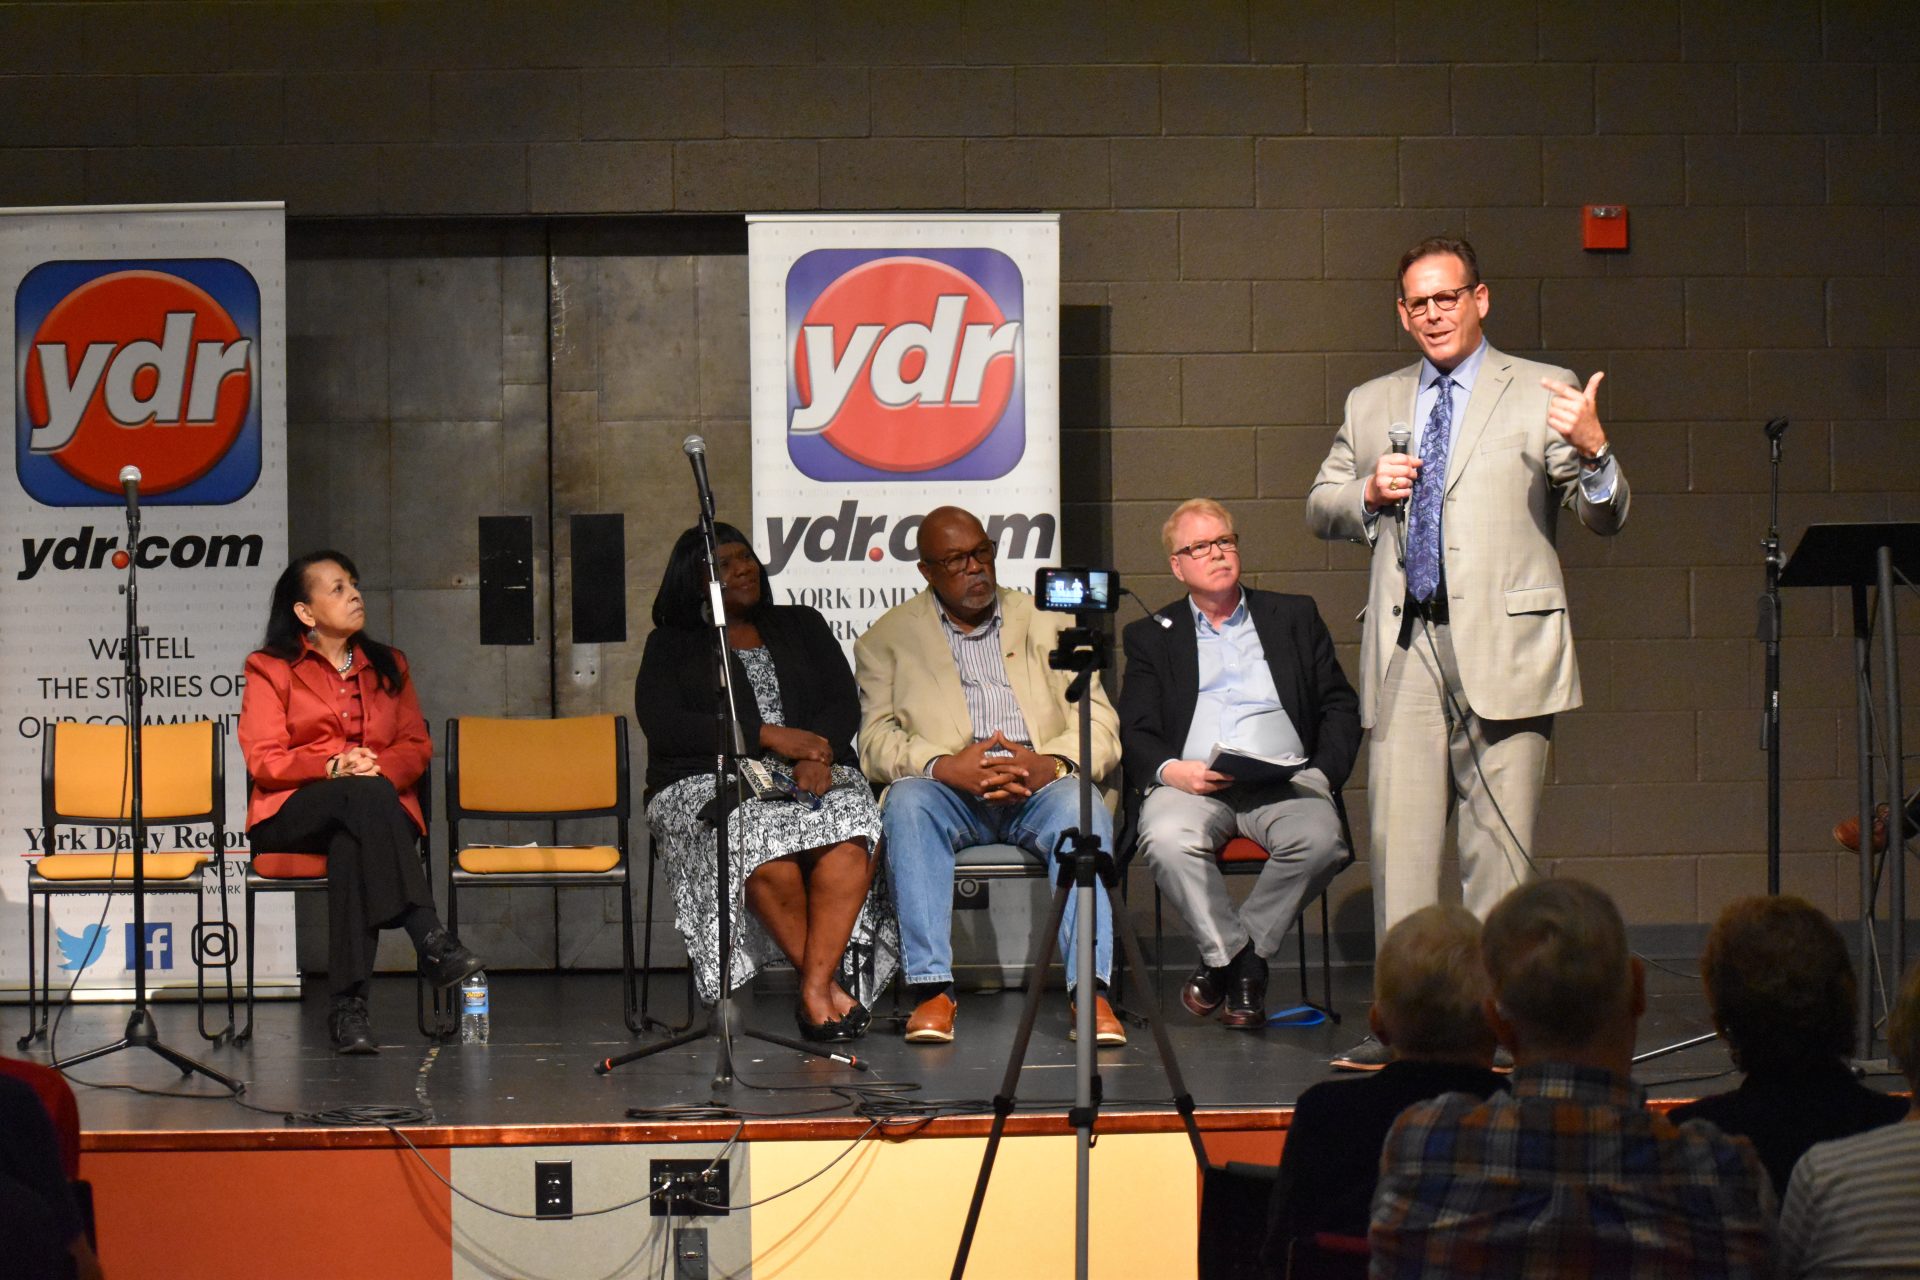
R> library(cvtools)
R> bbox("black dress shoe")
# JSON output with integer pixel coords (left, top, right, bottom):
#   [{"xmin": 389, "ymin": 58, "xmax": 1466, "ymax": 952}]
[
  {"xmin": 1180, "ymin": 964, "xmax": 1230, "ymax": 1018},
  {"xmin": 418, "ymin": 928, "xmax": 485, "ymax": 990},
  {"xmin": 1221, "ymin": 974, "xmax": 1267, "ymax": 1028},
  {"xmin": 1221, "ymin": 955, "xmax": 1268, "ymax": 1030},
  {"xmin": 328, "ymin": 996, "xmax": 378, "ymax": 1055},
  {"xmin": 796, "ymin": 1005, "xmax": 856, "ymax": 1043}
]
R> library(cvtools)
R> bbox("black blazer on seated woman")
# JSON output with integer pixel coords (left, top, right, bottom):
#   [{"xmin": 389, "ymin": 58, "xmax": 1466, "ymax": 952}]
[{"xmin": 634, "ymin": 603, "xmax": 860, "ymax": 802}]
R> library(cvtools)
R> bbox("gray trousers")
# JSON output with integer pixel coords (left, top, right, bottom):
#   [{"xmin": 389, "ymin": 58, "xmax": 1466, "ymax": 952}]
[
  {"xmin": 1367, "ymin": 615, "xmax": 1551, "ymax": 944},
  {"xmin": 1136, "ymin": 768, "xmax": 1347, "ymax": 969}
]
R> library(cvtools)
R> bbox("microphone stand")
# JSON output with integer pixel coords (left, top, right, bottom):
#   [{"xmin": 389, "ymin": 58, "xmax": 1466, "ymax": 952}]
[
  {"xmin": 1635, "ymin": 417, "xmax": 1791, "ymax": 1067},
  {"xmin": 56, "ymin": 487, "xmax": 241, "ymax": 1092},
  {"xmin": 1760, "ymin": 417, "xmax": 1787, "ymax": 894},
  {"xmin": 598, "ymin": 447, "xmax": 860, "ymax": 1083}
]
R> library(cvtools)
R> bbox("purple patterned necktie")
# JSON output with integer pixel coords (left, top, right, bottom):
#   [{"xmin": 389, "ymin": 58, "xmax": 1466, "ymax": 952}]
[{"xmin": 1407, "ymin": 373, "xmax": 1453, "ymax": 602}]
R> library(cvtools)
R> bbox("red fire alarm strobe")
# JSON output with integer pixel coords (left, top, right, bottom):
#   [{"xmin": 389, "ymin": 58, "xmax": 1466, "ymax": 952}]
[{"xmin": 1583, "ymin": 205, "xmax": 1628, "ymax": 251}]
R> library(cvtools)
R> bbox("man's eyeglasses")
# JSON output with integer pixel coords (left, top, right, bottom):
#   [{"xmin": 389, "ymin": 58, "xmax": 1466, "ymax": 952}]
[
  {"xmin": 1400, "ymin": 284, "xmax": 1476, "ymax": 320},
  {"xmin": 926, "ymin": 542, "xmax": 998, "ymax": 575},
  {"xmin": 1173, "ymin": 534, "xmax": 1240, "ymax": 561}
]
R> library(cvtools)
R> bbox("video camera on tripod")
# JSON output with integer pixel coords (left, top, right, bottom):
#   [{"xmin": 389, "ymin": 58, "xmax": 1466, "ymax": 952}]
[{"xmin": 1035, "ymin": 565, "xmax": 1116, "ymax": 684}]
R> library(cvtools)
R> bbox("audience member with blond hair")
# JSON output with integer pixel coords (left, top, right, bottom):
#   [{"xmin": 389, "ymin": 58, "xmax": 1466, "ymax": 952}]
[
  {"xmin": 1670, "ymin": 895, "xmax": 1904, "ymax": 1194},
  {"xmin": 1259, "ymin": 904, "xmax": 1504, "ymax": 1273},
  {"xmin": 1779, "ymin": 959, "xmax": 1920, "ymax": 1277}
]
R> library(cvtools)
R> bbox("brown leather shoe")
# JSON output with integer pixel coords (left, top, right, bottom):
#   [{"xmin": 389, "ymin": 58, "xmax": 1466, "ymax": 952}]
[
  {"xmin": 1835, "ymin": 804, "xmax": 1891, "ymax": 854},
  {"xmin": 904, "ymin": 991, "xmax": 957, "ymax": 1043},
  {"xmin": 1068, "ymin": 994, "xmax": 1128, "ymax": 1046}
]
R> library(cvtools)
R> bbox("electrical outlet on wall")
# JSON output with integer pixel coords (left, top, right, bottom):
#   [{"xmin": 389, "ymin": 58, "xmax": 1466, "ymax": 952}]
[{"xmin": 535, "ymin": 1160, "xmax": 572, "ymax": 1220}]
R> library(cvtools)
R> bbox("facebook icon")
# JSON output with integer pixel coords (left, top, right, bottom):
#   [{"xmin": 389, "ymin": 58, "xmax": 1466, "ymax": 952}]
[{"xmin": 125, "ymin": 922, "xmax": 174, "ymax": 971}]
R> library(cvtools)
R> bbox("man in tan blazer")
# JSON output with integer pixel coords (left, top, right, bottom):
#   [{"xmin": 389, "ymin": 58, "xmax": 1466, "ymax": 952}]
[
  {"xmin": 1308, "ymin": 236, "xmax": 1629, "ymax": 1069},
  {"xmin": 856, "ymin": 506, "xmax": 1124, "ymax": 1045}
]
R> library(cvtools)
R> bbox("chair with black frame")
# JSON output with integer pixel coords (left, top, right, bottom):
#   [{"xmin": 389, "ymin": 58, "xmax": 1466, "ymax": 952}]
[
  {"xmin": 237, "ymin": 770, "xmax": 452, "ymax": 1042},
  {"xmin": 443, "ymin": 714, "xmax": 644, "ymax": 1033},
  {"xmin": 18, "ymin": 719, "xmax": 237, "ymax": 1049},
  {"xmin": 1117, "ymin": 786, "xmax": 1355, "ymax": 1028}
]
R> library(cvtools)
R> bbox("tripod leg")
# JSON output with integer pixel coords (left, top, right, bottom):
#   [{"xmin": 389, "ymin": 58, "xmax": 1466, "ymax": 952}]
[
  {"xmin": 146, "ymin": 1040, "xmax": 245, "ymax": 1092},
  {"xmin": 596, "ymin": 1015, "xmax": 715, "ymax": 1074},
  {"xmin": 1104, "ymin": 871, "xmax": 1210, "ymax": 1171},
  {"xmin": 952, "ymin": 876, "xmax": 1073, "ymax": 1280}
]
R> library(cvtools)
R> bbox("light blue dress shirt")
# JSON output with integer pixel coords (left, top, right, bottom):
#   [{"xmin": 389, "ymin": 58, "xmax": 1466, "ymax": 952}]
[{"xmin": 1157, "ymin": 591, "xmax": 1307, "ymax": 782}]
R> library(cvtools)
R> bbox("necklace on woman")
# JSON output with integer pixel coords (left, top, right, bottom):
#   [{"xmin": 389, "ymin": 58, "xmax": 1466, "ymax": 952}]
[{"xmin": 335, "ymin": 649, "xmax": 355, "ymax": 676}]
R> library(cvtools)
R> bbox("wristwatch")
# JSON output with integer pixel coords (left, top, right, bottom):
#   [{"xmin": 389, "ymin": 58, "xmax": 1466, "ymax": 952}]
[
  {"xmin": 1051, "ymin": 756, "xmax": 1071, "ymax": 781},
  {"xmin": 1578, "ymin": 441, "xmax": 1612, "ymax": 471}
]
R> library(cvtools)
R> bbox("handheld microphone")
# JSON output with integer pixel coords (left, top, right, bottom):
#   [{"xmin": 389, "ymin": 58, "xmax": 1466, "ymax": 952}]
[
  {"xmin": 682, "ymin": 434, "xmax": 715, "ymax": 519},
  {"xmin": 1384, "ymin": 424, "xmax": 1411, "ymax": 567},
  {"xmin": 118, "ymin": 465, "xmax": 141, "ymax": 521}
]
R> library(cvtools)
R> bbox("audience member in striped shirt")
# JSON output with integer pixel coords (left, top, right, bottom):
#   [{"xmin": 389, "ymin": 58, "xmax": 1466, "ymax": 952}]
[
  {"xmin": 1779, "ymin": 958, "xmax": 1920, "ymax": 1277},
  {"xmin": 855, "ymin": 506, "xmax": 1124, "ymax": 1047}
]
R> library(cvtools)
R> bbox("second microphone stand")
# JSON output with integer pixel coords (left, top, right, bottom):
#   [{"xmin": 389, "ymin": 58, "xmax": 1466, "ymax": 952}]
[{"xmin": 599, "ymin": 457, "xmax": 861, "ymax": 1084}]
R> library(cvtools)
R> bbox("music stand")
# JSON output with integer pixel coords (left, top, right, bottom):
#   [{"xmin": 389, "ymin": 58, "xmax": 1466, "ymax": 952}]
[{"xmin": 1780, "ymin": 522, "xmax": 1920, "ymax": 1059}]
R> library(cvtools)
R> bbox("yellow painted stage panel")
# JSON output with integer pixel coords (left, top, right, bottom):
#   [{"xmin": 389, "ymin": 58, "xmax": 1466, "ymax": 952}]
[{"xmin": 749, "ymin": 1130, "xmax": 1198, "ymax": 1280}]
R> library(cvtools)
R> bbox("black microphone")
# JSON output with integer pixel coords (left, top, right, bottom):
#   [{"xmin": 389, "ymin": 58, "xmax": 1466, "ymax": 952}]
[
  {"xmin": 119, "ymin": 464, "xmax": 141, "ymax": 521},
  {"xmin": 682, "ymin": 434, "xmax": 714, "ymax": 519},
  {"xmin": 1764, "ymin": 415, "xmax": 1789, "ymax": 441},
  {"xmin": 1385, "ymin": 423, "xmax": 1411, "ymax": 510}
]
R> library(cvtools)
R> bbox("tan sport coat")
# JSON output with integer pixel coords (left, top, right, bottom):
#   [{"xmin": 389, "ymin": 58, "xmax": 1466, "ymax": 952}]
[
  {"xmin": 854, "ymin": 586, "xmax": 1120, "ymax": 786},
  {"xmin": 1307, "ymin": 344, "xmax": 1630, "ymax": 727}
]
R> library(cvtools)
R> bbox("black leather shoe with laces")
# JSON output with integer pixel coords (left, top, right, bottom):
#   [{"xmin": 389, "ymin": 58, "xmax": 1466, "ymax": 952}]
[
  {"xmin": 328, "ymin": 997, "xmax": 378, "ymax": 1055},
  {"xmin": 417, "ymin": 928, "xmax": 485, "ymax": 990}
]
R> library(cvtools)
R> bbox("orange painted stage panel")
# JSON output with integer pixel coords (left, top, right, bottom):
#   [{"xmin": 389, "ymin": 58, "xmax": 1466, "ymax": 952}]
[{"xmin": 87, "ymin": 1145, "xmax": 454, "ymax": 1280}]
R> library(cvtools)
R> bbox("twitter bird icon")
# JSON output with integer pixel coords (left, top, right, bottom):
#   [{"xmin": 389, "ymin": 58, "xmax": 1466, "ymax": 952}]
[{"xmin": 56, "ymin": 924, "xmax": 110, "ymax": 972}]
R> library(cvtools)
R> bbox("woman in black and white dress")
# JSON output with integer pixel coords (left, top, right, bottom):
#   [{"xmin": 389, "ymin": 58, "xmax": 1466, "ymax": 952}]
[{"xmin": 635, "ymin": 523, "xmax": 893, "ymax": 1041}]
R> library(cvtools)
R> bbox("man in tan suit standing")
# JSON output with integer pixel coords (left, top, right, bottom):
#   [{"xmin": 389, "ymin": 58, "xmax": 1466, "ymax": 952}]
[
  {"xmin": 856, "ymin": 506, "xmax": 1125, "ymax": 1046},
  {"xmin": 1308, "ymin": 237, "xmax": 1629, "ymax": 1070}
]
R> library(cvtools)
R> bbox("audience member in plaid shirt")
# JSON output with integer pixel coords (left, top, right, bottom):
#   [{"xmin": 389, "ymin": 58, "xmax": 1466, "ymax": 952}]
[{"xmin": 1370, "ymin": 879, "xmax": 1776, "ymax": 1279}]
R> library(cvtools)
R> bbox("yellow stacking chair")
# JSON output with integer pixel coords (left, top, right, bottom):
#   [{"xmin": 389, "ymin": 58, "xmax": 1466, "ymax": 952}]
[
  {"xmin": 443, "ymin": 715, "xmax": 642, "ymax": 1033},
  {"xmin": 18, "ymin": 720, "xmax": 236, "ymax": 1047}
]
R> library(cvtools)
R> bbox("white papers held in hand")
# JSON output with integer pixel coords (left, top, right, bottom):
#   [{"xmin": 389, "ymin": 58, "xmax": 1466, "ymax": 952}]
[{"xmin": 1204, "ymin": 743, "xmax": 1306, "ymax": 787}]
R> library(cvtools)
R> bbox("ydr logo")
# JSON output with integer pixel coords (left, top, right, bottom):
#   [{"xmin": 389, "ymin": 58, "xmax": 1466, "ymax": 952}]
[
  {"xmin": 786, "ymin": 248, "xmax": 1024, "ymax": 482},
  {"xmin": 16, "ymin": 259, "xmax": 262, "ymax": 507}
]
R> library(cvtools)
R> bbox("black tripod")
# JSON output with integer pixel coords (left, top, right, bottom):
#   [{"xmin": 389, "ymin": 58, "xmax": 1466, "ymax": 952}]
[
  {"xmin": 952, "ymin": 625, "xmax": 1207, "ymax": 1280},
  {"xmin": 598, "ymin": 438, "xmax": 864, "ymax": 1085},
  {"xmin": 55, "ymin": 472, "xmax": 241, "ymax": 1093}
]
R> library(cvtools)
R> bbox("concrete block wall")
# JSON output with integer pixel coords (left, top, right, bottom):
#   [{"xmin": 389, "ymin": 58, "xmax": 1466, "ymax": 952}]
[{"xmin": 11, "ymin": 0, "xmax": 1918, "ymax": 949}]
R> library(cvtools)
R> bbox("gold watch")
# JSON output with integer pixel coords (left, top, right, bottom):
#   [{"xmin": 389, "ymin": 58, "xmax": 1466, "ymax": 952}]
[{"xmin": 1052, "ymin": 756, "xmax": 1071, "ymax": 781}]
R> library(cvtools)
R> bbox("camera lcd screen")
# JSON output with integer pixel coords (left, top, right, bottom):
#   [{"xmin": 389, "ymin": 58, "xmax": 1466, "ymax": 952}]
[{"xmin": 1036, "ymin": 567, "xmax": 1119, "ymax": 613}]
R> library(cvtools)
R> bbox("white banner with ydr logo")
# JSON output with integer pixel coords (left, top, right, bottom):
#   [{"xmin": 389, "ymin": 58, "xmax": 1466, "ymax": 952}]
[
  {"xmin": 1, "ymin": 203, "xmax": 290, "ymax": 1000},
  {"xmin": 748, "ymin": 214, "xmax": 1061, "ymax": 645}
]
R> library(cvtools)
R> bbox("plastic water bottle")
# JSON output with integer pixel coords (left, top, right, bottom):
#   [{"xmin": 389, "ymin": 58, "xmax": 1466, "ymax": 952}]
[{"xmin": 460, "ymin": 970, "xmax": 490, "ymax": 1043}]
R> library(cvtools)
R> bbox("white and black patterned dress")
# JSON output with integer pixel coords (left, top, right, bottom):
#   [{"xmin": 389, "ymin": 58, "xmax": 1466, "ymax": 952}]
[{"xmin": 646, "ymin": 646, "xmax": 895, "ymax": 1005}]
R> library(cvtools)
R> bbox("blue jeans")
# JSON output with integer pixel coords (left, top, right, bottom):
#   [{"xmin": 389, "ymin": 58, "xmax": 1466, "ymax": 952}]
[{"xmin": 881, "ymin": 775, "xmax": 1113, "ymax": 991}]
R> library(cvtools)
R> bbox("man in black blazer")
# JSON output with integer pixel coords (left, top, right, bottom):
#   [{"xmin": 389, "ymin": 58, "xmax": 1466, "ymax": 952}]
[{"xmin": 1120, "ymin": 499, "xmax": 1361, "ymax": 1027}]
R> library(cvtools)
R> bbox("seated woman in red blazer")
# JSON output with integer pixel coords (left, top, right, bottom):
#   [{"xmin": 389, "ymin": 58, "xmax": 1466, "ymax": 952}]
[{"xmin": 237, "ymin": 550, "xmax": 482, "ymax": 1054}]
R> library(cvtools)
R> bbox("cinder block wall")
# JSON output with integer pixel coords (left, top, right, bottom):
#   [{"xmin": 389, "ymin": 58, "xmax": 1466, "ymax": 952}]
[{"xmin": 12, "ymin": 0, "xmax": 1917, "ymax": 944}]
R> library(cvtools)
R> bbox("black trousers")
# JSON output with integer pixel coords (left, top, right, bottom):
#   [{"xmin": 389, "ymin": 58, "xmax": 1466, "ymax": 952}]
[{"xmin": 249, "ymin": 777, "xmax": 433, "ymax": 997}]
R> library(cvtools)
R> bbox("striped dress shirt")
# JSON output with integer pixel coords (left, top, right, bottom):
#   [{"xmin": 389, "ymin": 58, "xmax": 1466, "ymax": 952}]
[
  {"xmin": 936, "ymin": 602, "xmax": 1033, "ymax": 748},
  {"xmin": 1779, "ymin": 1115, "xmax": 1920, "ymax": 1277}
]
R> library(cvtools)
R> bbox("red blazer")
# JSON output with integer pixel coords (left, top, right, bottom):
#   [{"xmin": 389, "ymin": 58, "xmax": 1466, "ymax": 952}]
[{"xmin": 237, "ymin": 644, "xmax": 432, "ymax": 832}]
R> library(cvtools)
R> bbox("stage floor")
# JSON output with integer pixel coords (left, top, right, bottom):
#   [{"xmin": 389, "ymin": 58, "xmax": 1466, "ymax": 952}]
[{"xmin": 6, "ymin": 958, "xmax": 1808, "ymax": 1143}]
